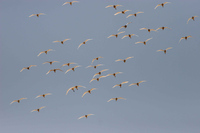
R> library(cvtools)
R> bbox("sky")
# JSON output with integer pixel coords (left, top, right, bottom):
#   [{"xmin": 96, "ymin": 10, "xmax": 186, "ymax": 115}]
[{"xmin": 0, "ymin": 0, "xmax": 200, "ymax": 133}]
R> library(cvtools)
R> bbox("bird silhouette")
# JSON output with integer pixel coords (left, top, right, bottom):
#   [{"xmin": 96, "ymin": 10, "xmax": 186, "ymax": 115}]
[
  {"xmin": 43, "ymin": 61, "xmax": 59, "ymax": 65},
  {"xmin": 53, "ymin": 39, "xmax": 70, "ymax": 44},
  {"xmin": 20, "ymin": 65, "xmax": 37, "ymax": 72},
  {"xmin": 31, "ymin": 106, "xmax": 46, "ymax": 112},
  {"xmin": 118, "ymin": 22, "xmax": 132, "ymax": 31},
  {"xmin": 82, "ymin": 88, "xmax": 97, "ymax": 97},
  {"xmin": 78, "ymin": 39, "xmax": 92, "ymax": 49},
  {"xmin": 105, "ymin": 5, "xmax": 122, "ymax": 10},
  {"xmin": 187, "ymin": 16, "xmax": 198, "ymax": 24},
  {"xmin": 140, "ymin": 28, "xmax": 157, "ymax": 32},
  {"xmin": 113, "ymin": 81, "xmax": 129, "ymax": 88},
  {"xmin": 157, "ymin": 47, "xmax": 172, "ymax": 54},
  {"xmin": 93, "ymin": 69, "xmax": 109, "ymax": 78},
  {"xmin": 114, "ymin": 10, "xmax": 131, "ymax": 15},
  {"xmin": 46, "ymin": 69, "xmax": 63, "ymax": 75},
  {"xmin": 179, "ymin": 36, "xmax": 192, "ymax": 43},
  {"xmin": 135, "ymin": 38, "xmax": 152, "ymax": 45},
  {"xmin": 78, "ymin": 114, "xmax": 94, "ymax": 119},
  {"xmin": 122, "ymin": 34, "xmax": 138, "ymax": 39},
  {"xmin": 108, "ymin": 31, "xmax": 125, "ymax": 38},
  {"xmin": 107, "ymin": 97, "xmax": 126, "ymax": 102},
  {"xmin": 156, "ymin": 27, "xmax": 171, "ymax": 31},
  {"xmin": 126, "ymin": 12, "xmax": 144, "ymax": 18},
  {"xmin": 35, "ymin": 93, "xmax": 52, "ymax": 98},
  {"xmin": 37, "ymin": 49, "xmax": 54, "ymax": 57},
  {"xmin": 29, "ymin": 13, "xmax": 45, "ymax": 17},
  {"xmin": 90, "ymin": 75, "xmax": 108, "ymax": 83},
  {"xmin": 61, "ymin": 62, "xmax": 77, "ymax": 67},
  {"xmin": 86, "ymin": 64, "xmax": 103, "ymax": 69},
  {"xmin": 115, "ymin": 56, "xmax": 134, "ymax": 63},
  {"xmin": 91, "ymin": 56, "xmax": 103, "ymax": 64},
  {"xmin": 106, "ymin": 72, "xmax": 122, "ymax": 77},
  {"xmin": 10, "ymin": 98, "xmax": 27, "ymax": 104},
  {"xmin": 129, "ymin": 80, "xmax": 146, "ymax": 86},
  {"xmin": 62, "ymin": 1, "xmax": 79, "ymax": 6},
  {"xmin": 154, "ymin": 2, "xmax": 170, "ymax": 9},
  {"xmin": 65, "ymin": 65, "xmax": 81, "ymax": 74}
]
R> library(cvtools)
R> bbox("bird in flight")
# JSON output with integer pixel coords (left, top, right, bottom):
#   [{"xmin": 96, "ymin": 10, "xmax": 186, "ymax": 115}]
[
  {"xmin": 179, "ymin": 36, "xmax": 192, "ymax": 43},
  {"xmin": 113, "ymin": 81, "xmax": 129, "ymax": 88},
  {"xmin": 63, "ymin": 1, "xmax": 79, "ymax": 6},
  {"xmin": 91, "ymin": 56, "xmax": 103, "ymax": 64},
  {"xmin": 86, "ymin": 64, "xmax": 103, "ymax": 69},
  {"xmin": 31, "ymin": 106, "xmax": 46, "ymax": 112},
  {"xmin": 82, "ymin": 88, "xmax": 97, "ymax": 97},
  {"xmin": 20, "ymin": 65, "xmax": 37, "ymax": 72},
  {"xmin": 53, "ymin": 39, "xmax": 70, "ymax": 44},
  {"xmin": 135, "ymin": 38, "xmax": 152, "ymax": 45},
  {"xmin": 122, "ymin": 34, "xmax": 138, "ymax": 39},
  {"xmin": 126, "ymin": 12, "xmax": 144, "ymax": 18},
  {"xmin": 114, "ymin": 10, "xmax": 131, "ymax": 15},
  {"xmin": 66, "ymin": 85, "xmax": 85, "ymax": 95},
  {"xmin": 105, "ymin": 5, "xmax": 122, "ymax": 10},
  {"xmin": 156, "ymin": 27, "xmax": 171, "ymax": 31},
  {"xmin": 157, "ymin": 47, "xmax": 172, "ymax": 54},
  {"xmin": 118, "ymin": 22, "xmax": 132, "ymax": 31},
  {"xmin": 154, "ymin": 2, "xmax": 171, "ymax": 9},
  {"xmin": 29, "ymin": 13, "xmax": 45, "ymax": 17},
  {"xmin": 107, "ymin": 72, "xmax": 122, "ymax": 77},
  {"xmin": 10, "ymin": 98, "xmax": 27, "ymax": 104},
  {"xmin": 43, "ymin": 61, "xmax": 59, "ymax": 65},
  {"xmin": 129, "ymin": 80, "xmax": 146, "ymax": 86},
  {"xmin": 115, "ymin": 56, "xmax": 134, "ymax": 63},
  {"xmin": 93, "ymin": 69, "xmax": 109, "ymax": 78},
  {"xmin": 108, "ymin": 31, "xmax": 125, "ymax": 38},
  {"xmin": 46, "ymin": 69, "xmax": 63, "ymax": 75},
  {"xmin": 107, "ymin": 97, "xmax": 126, "ymax": 102},
  {"xmin": 61, "ymin": 62, "xmax": 77, "ymax": 67},
  {"xmin": 90, "ymin": 75, "xmax": 108, "ymax": 83},
  {"xmin": 140, "ymin": 28, "xmax": 157, "ymax": 32},
  {"xmin": 78, "ymin": 39, "xmax": 92, "ymax": 49},
  {"xmin": 37, "ymin": 49, "xmax": 54, "ymax": 57},
  {"xmin": 65, "ymin": 65, "xmax": 81, "ymax": 74},
  {"xmin": 187, "ymin": 16, "xmax": 198, "ymax": 24},
  {"xmin": 35, "ymin": 93, "xmax": 52, "ymax": 98},
  {"xmin": 78, "ymin": 114, "xmax": 94, "ymax": 119}
]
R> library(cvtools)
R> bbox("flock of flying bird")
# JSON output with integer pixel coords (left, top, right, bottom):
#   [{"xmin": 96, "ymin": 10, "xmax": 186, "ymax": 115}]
[{"xmin": 11, "ymin": 1, "xmax": 198, "ymax": 120}]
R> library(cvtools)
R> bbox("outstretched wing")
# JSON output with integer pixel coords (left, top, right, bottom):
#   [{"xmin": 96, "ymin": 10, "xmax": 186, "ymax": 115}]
[{"xmin": 107, "ymin": 98, "xmax": 115, "ymax": 102}]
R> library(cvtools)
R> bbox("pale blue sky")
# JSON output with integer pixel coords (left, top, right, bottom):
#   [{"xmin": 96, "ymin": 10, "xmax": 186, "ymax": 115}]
[{"xmin": 1, "ymin": 0, "xmax": 200, "ymax": 133}]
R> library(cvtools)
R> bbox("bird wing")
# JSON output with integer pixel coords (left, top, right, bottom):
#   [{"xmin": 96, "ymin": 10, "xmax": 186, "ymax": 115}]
[
  {"xmin": 106, "ymin": 73, "xmax": 112, "ymax": 77},
  {"xmin": 105, "ymin": 5, "xmax": 113, "ymax": 8},
  {"xmin": 35, "ymin": 95, "xmax": 43, "ymax": 98},
  {"xmin": 107, "ymin": 34, "xmax": 115, "ymax": 38},
  {"xmin": 126, "ymin": 56, "xmax": 134, "ymax": 60},
  {"xmin": 93, "ymin": 73, "xmax": 99, "ymax": 78},
  {"xmin": 87, "ymin": 114, "xmax": 94, "ymax": 117},
  {"xmin": 65, "ymin": 68, "xmax": 72, "ymax": 74},
  {"xmin": 101, "ymin": 69, "xmax": 109, "ymax": 72},
  {"xmin": 122, "ymin": 35, "xmax": 128, "ymax": 39},
  {"xmin": 140, "ymin": 28, "xmax": 148, "ymax": 30},
  {"xmin": 96, "ymin": 64, "xmax": 103, "ymax": 67},
  {"xmin": 29, "ymin": 14, "xmax": 36, "ymax": 17},
  {"xmin": 29, "ymin": 65, "xmax": 37, "ymax": 68},
  {"xmin": 136, "ymin": 11, "xmax": 144, "ymax": 14},
  {"xmin": 46, "ymin": 70, "xmax": 52, "ymax": 75},
  {"xmin": 78, "ymin": 115, "xmax": 85, "ymax": 119},
  {"xmin": 156, "ymin": 27, "xmax": 162, "ymax": 31},
  {"xmin": 52, "ymin": 61, "xmax": 59, "ymax": 63},
  {"xmin": 118, "ymin": 31, "xmax": 125, "ymax": 35},
  {"xmin": 78, "ymin": 43, "xmax": 83, "ymax": 49},
  {"xmin": 82, "ymin": 91, "xmax": 88, "ymax": 97},
  {"xmin": 90, "ymin": 88, "xmax": 97, "ymax": 91},
  {"xmin": 19, "ymin": 98, "xmax": 27, "ymax": 100},
  {"xmin": 10, "ymin": 100, "xmax": 17, "ymax": 104},
  {"xmin": 166, "ymin": 47, "xmax": 172, "ymax": 50},
  {"xmin": 135, "ymin": 41, "xmax": 143, "ymax": 44},
  {"xmin": 179, "ymin": 37, "xmax": 184, "ymax": 43},
  {"xmin": 85, "ymin": 39, "xmax": 92, "ymax": 42},
  {"xmin": 129, "ymin": 83, "xmax": 137, "ymax": 86},
  {"xmin": 86, "ymin": 65, "xmax": 93, "ymax": 68},
  {"xmin": 115, "ymin": 59, "xmax": 123, "ymax": 62},
  {"xmin": 66, "ymin": 88, "xmax": 73, "ymax": 95},
  {"xmin": 99, "ymin": 75, "xmax": 107, "ymax": 79},
  {"xmin": 63, "ymin": 39, "xmax": 71, "ymax": 42},
  {"xmin": 20, "ymin": 68, "xmax": 26, "ymax": 72},
  {"xmin": 31, "ymin": 109, "xmax": 37, "ymax": 112},
  {"xmin": 37, "ymin": 51, "xmax": 44, "ymax": 57},
  {"xmin": 118, "ymin": 26, "xmax": 124, "ymax": 31},
  {"xmin": 163, "ymin": 2, "xmax": 171, "ymax": 5},
  {"xmin": 118, "ymin": 97, "xmax": 126, "ymax": 100},
  {"xmin": 146, "ymin": 38, "xmax": 152, "ymax": 42},
  {"xmin": 43, "ymin": 61, "xmax": 50, "ymax": 64},
  {"xmin": 139, "ymin": 80, "xmax": 146, "ymax": 84},
  {"xmin": 47, "ymin": 49, "xmax": 53, "ymax": 52},
  {"xmin": 62, "ymin": 2, "xmax": 70, "ymax": 6},
  {"xmin": 131, "ymin": 34, "xmax": 139, "ymax": 37},
  {"xmin": 45, "ymin": 93, "xmax": 52, "ymax": 96},
  {"xmin": 114, "ymin": 12, "xmax": 122, "ymax": 15},
  {"xmin": 124, "ymin": 10, "xmax": 131, "ymax": 13},
  {"xmin": 126, "ymin": 14, "xmax": 133, "ymax": 18},
  {"xmin": 77, "ymin": 85, "xmax": 86, "ymax": 88},
  {"xmin": 115, "ymin": 72, "xmax": 122, "ymax": 75},
  {"xmin": 157, "ymin": 49, "xmax": 164, "ymax": 52},
  {"xmin": 187, "ymin": 35, "xmax": 192, "ymax": 38},
  {"xmin": 115, "ymin": 5, "xmax": 122, "ymax": 7},
  {"xmin": 72, "ymin": 1, "xmax": 79, "ymax": 3},
  {"xmin": 112, "ymin": 84, "xmax": 119, "ymax": 88},
  {"xmin": 38, "ymin": 13, "xmax": 45, "ymax": 16},
  {"xmin": 89, "ymin": 78, "xmax": 96, "ymax": 83},
  {"xmin": 56, "ymin": 69, "xmax": 63, "ymax": 72},
  {"xmin": 39, "ymin": 106, "xmax": 46, "ymax": 110},
  {"xmin": 187, "ymin": 18, "xmax": 192, "ymax": 24},
  {"xmin": 107, "ymin": 98, "xmax": 115, "ymax": 102},
  {"xmin": 53, "ymin": 40, "xmax": 61, "ymax": 43},
  {"xmin": 121, "ymin": 81, "xmax": 128, "ymax": 84},
  {"xmin": 154, "ymin": 4, "xmax": 161, "ymax": 9}
]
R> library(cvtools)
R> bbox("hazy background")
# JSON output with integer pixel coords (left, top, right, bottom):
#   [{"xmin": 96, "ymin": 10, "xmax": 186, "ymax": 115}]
[{"xmin": 1, "ymin": 0, "xmax": 200, "ymax": 133}]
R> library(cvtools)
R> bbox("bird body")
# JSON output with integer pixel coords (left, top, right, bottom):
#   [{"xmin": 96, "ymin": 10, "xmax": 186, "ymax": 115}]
[
  {"xmin": 118, "ymin": 22, "xmax": 132, "ymax": 31},
  {"xmin": 43, "ymin": 61, "xmax": 59, "ymax": 65},
  {"xmin": 107, "ymin": 72, "xmax": 122, "ymax": 77},
  {"xmin": 154, "ymin": 2, "xmax": 170, "ymax": 9},
  {"xmin": 37, "ymin": 49, "xmax": 54, "ymax": 57},
  {"xmin": 105, "ymin": 5, "xmax": 122, "ymax": 10},
  {"xmin": 179, "ymin": 36, "xmax": 192, "ymax": 43},
  {"xmin": 46, "ymin": 69, "xmax": 63, "ymax": 75},
  {"xmin": 187, "ymin": 16, "xmax": 198, "ymax": 24},
  {"xmin": 35, "ymin": 93, "xmax": 52, "ymax": 98},
  {"xmin": 107, "ymin": 97, "xmax": 126, "ymax": 102},
  {"xmin": 78, "ymin": 39, "xmax": 92, "ymax": 49},
  {"xmin": 114, "ymin": 10, "xmax": 131, "ymax": 15},
  {"xmin": 31, "ymin": 106, "xmax": 46, "ymax": 112},
  {"xmin": 53, "ymin": 39, "xmax": 70, "ymax": 44},
  {"xmin": 129, "ymin": 80, "xmax": 146, "ymax": 86},
  {"xmin": 115, "ymin": 56, "xmax": 133, "ymax": 63},
  {"xmin": 65, "ymin": 65, "xmax": 81, "ymax": 74},
  {"xmin": 90, "ymin": 75, "xmax": 107, "ymax": 83},
  {"xmin": 122, "ymin": 34, "xmax": 138, "ymax": 39},
  {"xmin": 135, "ymin": 38, "xmax": 152, "ymax": 45},
  {"xmin": 20, "ymin": 65, "xmax": 36, "ymax": 72},
  {"xmin": 157, "ymin": 47, "xmax": 172, "ymax": 54},
  {"xmin": 91, "ymin": 56, "xmax": 103, "ymax": 64},
  {"xmin": 78, "ymin": 114, "xmax": 94, "ymax": 119},
  {"xmin": 10, "ymin": 98, "xmax": 27, "ymax": 104},
  {"xmin": 82, "ymin": 88, "xmax": 97, "ymax": 97},
  {"xmin": 63, "ymin": 1, "xmax": 79, "ymax": 6},
  {"xmin": 126, "ymin": 12, "xmax": 144, "ymax": 18},
  {"xmin": 113, "ymin": 81, "xmax": 128, "ymax": 88},
  {"xmin": 29, "ymin": 13, "xmax": 45, "ymax": 17}
]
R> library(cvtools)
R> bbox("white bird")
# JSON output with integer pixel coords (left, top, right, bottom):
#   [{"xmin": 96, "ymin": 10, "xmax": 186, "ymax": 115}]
[
  {"xmin": 93, "ymin": 69, "xmax": 109, "ymax": 78},
  {"xmin": 154, "ymin": 2, "xmax": 171, "ymax": 9},
  {"xmin": 118, "ymin": 22, "xmax": 132, "ymax": 31},
  {"xmin": 140, "ymin": 28, "xmax": 157, "ymax": 32},
  {"xmin": 107, "ymin": 31, "xmax": 125, "ymax": 38},
  {"xmin": 43, "ymin": 61, "xmax": 59, "ymax": 65},
  {"xmin": 35, "ymin": 93, "xmax": 52, "ymax": 98},
  {"xmin": 114, "ymin": 10, "xmax": 131, "ymax": 15},
  {"xmin": 122, "ymin": 34, "xmax": 138, "ymax": 39},
  {"xmin": 106, "ymin": 72, "xmax": 122, "ymax": 77},
  {"xmin": 29, "ymin": 13, "xmax": 45, "ymax": 17},
  {"xmin": 63, "ymin": 1, "xmax": 79, "ymax": 6},
  {"xmin": 61, "ymin": 62, "xmax": 77, "ymax": 67},
  {"xmin": 82, "ymin": 88, "xmax": 97, "ymax": 97},
  {"xmin": 91, "ymin": 56, "xmax": 103, "ymax": 64},
  {"xmin": 135, "ymin": 38, "xmax": 152, "ymax": 45},
  {"xmin": 78, "ymin": 39, "xmax": 92, "ymax": 49},
  {"xmin": 113, "ymin": 81, "xmax": 129, "ymax": 88},
  {"xmin": 78, "ymin": 114, "xmax": 94, "ymax": 119},
  {"xmin": 65, "ymin": 65, "xmax": 81, "ymax": 74},
  {"xmin": 31, "ymin": 106, "xmax": 46, "ymax": 112},
  {"xmin": 115, "ymin": 56, "xmax": 134, "ymax": 63},
  {"xmin": 156, "ymin": 27, "xmax": 171, "ymax": 31},
  {"xmin": 37, "ymin": 49, "xmax": 54, "ymax": 57},
  {"xmin": 105, "ymin": 5, "xmax": 122, "ymax": 10},
  {"xmin": 129, "ymin": 80, "xmax": 146, "ymax": 86},
  {"xmin": 66, "ymin": 85, "xmax": 86, "ymax": 95},
  {"xmin": 53, "ymin": 39, "xmax": 70, "ymax": 44},
  {"xmin": 86, "ymin": 64, "xmax": 103, "ymax": 69},
  {"xmin": 90, "ymin": 75, "xmax": 108, "ymax": 83},
  {"xmin": 126, "ymin": 12, "xmax": 144, "ymax": 18},
  {"xmin": 46, "ymin": 69, "xmax": 63, "ymax": 75},
  {"xmin": 187, "ymin": 16, "xmax": 198, "ymax": 24},
  {"xmin": 10, "ymin": 98, "xmax": 27, "ymax": 104},
  {"xmin": 107, "ymin": 97, "xmax": 126, "ymax": 102},
  {"xmin": 157, "ymin": 47, "xmax": 172, "ymax": 54},
  {"xmin": 20, "ymin": 65, "xmax": 37, "ymax": 72},
  {"xmin": 179, "ymin": 36, "xmax": 192, "ymax": 43}
]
